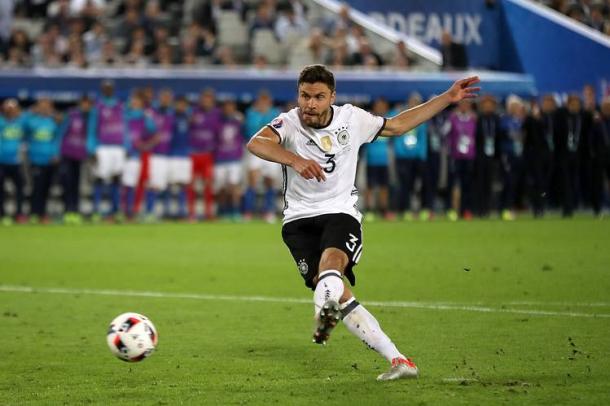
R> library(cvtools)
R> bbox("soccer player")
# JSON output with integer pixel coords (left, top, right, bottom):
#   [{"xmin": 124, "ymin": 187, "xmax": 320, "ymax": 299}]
[
  {"xmin": 446, "ymin": 99, "xmax": 477, "ymax": 220},
  {"xmin": 363, "ymin": 98, "xmax": 391, "ymax": 221},
  {"xmin": 591, "ymin": 97, "xmax": 610, "ymax": 216},
  {"xmin": 392, "ymin": 93, "xmax": 430, "ymax": 221},
  {"xmin": 147, "ymin": 88, "xmax": 175, "ymax": 220},
  {"xmin": 556, "ymin": 94, "xmax": 593, "ymax": 217},
  {"xmin": 58, "ymin": 95, "xmax": 93, "ymax": 225},
  {"xmin": 215, "ymin": 99, "xmax": 245, "ymax": 220},
  {"xmin": 87, "ymin": 80, "xmax": 127, "ymax": 221},
  {"xmin": 499, "ymin": 96, "xmax": 526, "ymax": 221},
  {"xmin": 243, "ymin": 90, "xmax": 282, "ymax": 222},
  {"xmin": 188, "ymin": 88, "xmax": 221, "ymax": 221},
  {"xmin": 167, "ymin": 96, "xmax": 192, "ymax": 219},
  {"xmin": 426, "ymin": 98, "xmax": 450, "ymax": 216},
  {"xmin": 474, "ymin": 95, "xmax": 502, "ymax": 218},
  {"xmin": 247, "ymin": 65, "xmax": 479, "ymax": 381},
  {"xmin": 121, "ymin": 92, "xmax": 157, "ymax": 218},
  {"xmin": 26, "ymin": 98, "xmax": 62, "ymax": 224},
  {"xmin": 0, "ymin": 99, "xmax": 28, "ymax": 225}
]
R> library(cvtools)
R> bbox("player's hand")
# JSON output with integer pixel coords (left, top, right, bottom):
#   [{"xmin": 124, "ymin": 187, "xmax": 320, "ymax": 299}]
[
  {"xmin": 446, "ymin": 76, "xmax": 480, "ymax": 103},
  {"xmin": 290, "ymin": 155, "xmax": 326, "ymax": 182}
]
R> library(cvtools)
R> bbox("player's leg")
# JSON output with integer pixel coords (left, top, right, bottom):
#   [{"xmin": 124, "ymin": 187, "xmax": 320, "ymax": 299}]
[
  {"xmin": 110, "ymin": 147, "xmax": 126, "ymax": 217},
  {"xmin": 92, "ymin": 147, "xmax": 109, "ymax": 218},
  {"xmin": 40, "ymin": 164, "xmax": 55, "ymax": 221},
  {"xmin": 202, "ymin": 153, "xmax": 215, "ymax": 220},
  {"xmin": 378, "ymin": 166, "xmax": 390, "ymax": 219},
  {"xmin": 244, "ymin": 153, "xmax": 262, "ymax": 219},
  {"xmin": 404, "ymin": 159, "xmax": 417, "ymax": 219},
  {"xmin": 187, "ymin": 153, "xmax": 201, "ymax": 220},
  {"xmin": 121, "ymin": 158, "xmax": 140, "ymax": 218},
  {"xmin": 338, "ymin": 283, "xmax": 418, "ymax": 380},
  {"xmin": 29, "ymin": 165, "xmax": 44, "ymax": 221},
  {"xmin": 262, "ymin": 161, "xmax": 279, "ymax": 223},
  {"xmin": 228, "ymin": 162, "xmax": 243, "ymax": 219},
  {"xmin": 317, "ymin": 214, "xmax": 418, "ymax": 379},
  {"xmin": 213, "ymin": 164, "xmax": 227, "ymax": 217},
  {"xmin": 146, "ymin": 155, "xmax": 169, "ymax": 220},
  {"xmin": 311, "ymin": 214, "xmax": 363, "ymax": 343},
  {"xmin": 133, "ymin": 151, "xmax": 149, "ymax": 215}
]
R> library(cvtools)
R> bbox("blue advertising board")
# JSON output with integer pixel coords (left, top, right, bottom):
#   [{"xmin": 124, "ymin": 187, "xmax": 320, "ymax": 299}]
[{"xmin": 0, "ymin": 68, "xmax": 536, "ymax": 103}]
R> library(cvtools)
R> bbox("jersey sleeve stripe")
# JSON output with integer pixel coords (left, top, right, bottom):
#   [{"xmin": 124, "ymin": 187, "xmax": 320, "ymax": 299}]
[
  {"xmin": 265, "ymin": 124, "xmax": 283, "ymax": 144},
  {"xmin": 371, "ymin": 117, "xmax": 387, "ymax": 143}
]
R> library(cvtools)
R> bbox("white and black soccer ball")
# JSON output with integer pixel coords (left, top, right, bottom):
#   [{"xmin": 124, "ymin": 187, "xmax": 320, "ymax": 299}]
[{"xmin": 107, "ymin": 312, "xmax": 158, "ymax": 362}]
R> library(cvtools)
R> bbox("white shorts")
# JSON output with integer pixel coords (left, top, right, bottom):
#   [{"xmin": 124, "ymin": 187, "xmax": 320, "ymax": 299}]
[
  {"xmin": 214, "ymin": 161, "xmax": 243, "ymax": 190},
  {"xmin": 95, "ymin": 146, "xmax": 126, "ymax": 181},
  {"xmin": 168, "ymin": 157, "xmax": 193, "ymax": 185},
  {"xmin": 149, "ymin": 155, "xmax": 170, "ymax": 191},
  {"xmin": 121, "ymin": 157, "xmax": 141, "ymax": 188},
  {"xmin": 246, "ymin": 152, "xmax": 281, "ymax": 180}
]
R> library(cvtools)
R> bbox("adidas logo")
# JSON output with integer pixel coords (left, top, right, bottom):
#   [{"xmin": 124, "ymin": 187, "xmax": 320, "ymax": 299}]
[{"xmin": 306, "ymin": 139, "xmax": 317, "ymax": 146}]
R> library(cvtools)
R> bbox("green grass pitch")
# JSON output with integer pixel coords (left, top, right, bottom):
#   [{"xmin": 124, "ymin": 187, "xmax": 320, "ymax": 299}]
[{"xmin": 1, "ymin": 218, "xmax": 609, "ymax": 405}]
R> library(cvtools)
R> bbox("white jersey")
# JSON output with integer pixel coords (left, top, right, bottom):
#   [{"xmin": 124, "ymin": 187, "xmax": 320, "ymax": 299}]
[{"xmin": 268, "ymin": 104, "xmax": 385, "ymax": 224}]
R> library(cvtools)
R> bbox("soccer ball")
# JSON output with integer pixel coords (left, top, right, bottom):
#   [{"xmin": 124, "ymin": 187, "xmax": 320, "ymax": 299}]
[{"xmin": 106, "ymin": 312, "xmax": 158, "ymax": 362}]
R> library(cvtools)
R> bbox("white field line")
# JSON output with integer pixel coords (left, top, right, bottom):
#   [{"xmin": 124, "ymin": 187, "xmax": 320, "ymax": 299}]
[
  {"xmin": 506, "ymin": 301, "xmax": 610, "ymax": 307},
  {"xmin": 1, "ymin": 285, "xmax": 610, "ymax": 319},
  {"xmin": 442, "ymin": 377, "xmax": 479, "ymax": 383}
]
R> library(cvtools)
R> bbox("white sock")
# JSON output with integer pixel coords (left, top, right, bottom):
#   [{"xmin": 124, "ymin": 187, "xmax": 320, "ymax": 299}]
[
  {"xmin": 341, "ymin": 298, "xmax": 405, "ymax": 362},
  {"xmin": 313, "ymin": 270, "xmax": 344, "ymax": 315}
]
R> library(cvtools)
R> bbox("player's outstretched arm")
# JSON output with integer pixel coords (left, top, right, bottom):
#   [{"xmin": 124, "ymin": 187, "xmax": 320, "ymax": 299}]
[
  {"xmin": 247, "ymin": 127, "xmax": 326, "ymax": 182},
  {"xmin": 381, "ymin": 76, "xmax": 480, "ymax": 137}
]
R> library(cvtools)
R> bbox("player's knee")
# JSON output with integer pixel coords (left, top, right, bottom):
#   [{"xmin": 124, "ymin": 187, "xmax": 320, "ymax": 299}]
[{"xmin": 319, "ymin": 248, "xmax": 349, "ymax": 274}]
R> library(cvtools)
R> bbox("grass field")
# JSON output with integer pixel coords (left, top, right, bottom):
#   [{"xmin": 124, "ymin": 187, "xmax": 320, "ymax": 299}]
[{"xmin": 1, "ymin": 218, "xmax": 609, "ymax": 405}]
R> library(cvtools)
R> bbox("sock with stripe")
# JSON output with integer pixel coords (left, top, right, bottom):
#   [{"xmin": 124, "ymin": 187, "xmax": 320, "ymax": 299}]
[
  {"xmin": 341, "ymin": 297, "xmax": 405, "ymax": 362},
  {"xmin": 313, "ymin": 270, "xmax": 344, "ymax": 315}
]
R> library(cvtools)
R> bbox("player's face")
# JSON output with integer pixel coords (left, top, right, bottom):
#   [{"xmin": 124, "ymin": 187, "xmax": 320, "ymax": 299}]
[
  {"xmin": 80, "ymin": 98, "xmax": 92, "ymax": 112},
  {"xmin": 297, "ymin": 82, "xmax": 336, "ymax": 128},
  {"xmin": 199, "ymin": 91, "xmax": 216, "ymax": 110},
  {"xmin": 3, "ymin": 99, "xmax": 19, "ymax": 118},
  {"xmin": 568, "ymin": 97, "xmax": 581, "ymax": 113},
  {"xmin": 37, "ymin": 99, "xmax": 53, "ymax": 115},
  {"xmin": 101, "ymin": 83, "xmax": 114, "ymax": 98},
  {"xmin": 480, "ymin": 98, "xmax": 496, "ymax": 114},
  {"xmin": 160, "ymin": 90, "xmax": 173, "ymax": 107},
  {"xmin": 130, "ymin": 96, "xmax": 143, "ymax": 110},
  {"xmin": 542, "ymin": 96, "xmax": 556, "ymax": 113},
  {"xmin": 175, "ymin": 99, "xmax": 188, "ymax": 113},
  {"xmin": 222, "ymin": 101, "xmax": 236, "ymax": 116},
  {"xmin": 457, "ymin": 99, "xmax": 471, "ymax": 113}
]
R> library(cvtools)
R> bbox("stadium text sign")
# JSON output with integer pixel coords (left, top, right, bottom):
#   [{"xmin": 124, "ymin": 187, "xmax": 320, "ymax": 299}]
[
  {"xmin": 369, "ymin": 12, "xmax": 483, "ymax": 46},
  {"xmin": 344, "ymin": 0, "xmax": 501, "ymax": 69}
]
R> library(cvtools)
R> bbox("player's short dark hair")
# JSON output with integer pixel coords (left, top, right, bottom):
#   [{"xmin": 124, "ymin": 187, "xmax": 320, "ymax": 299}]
[{"xmin": 298, "ymin": 65, "xmax": 335, "ymax": 93}]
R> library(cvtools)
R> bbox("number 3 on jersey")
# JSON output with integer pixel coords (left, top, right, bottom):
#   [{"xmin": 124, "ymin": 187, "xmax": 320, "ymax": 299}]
[{"xmin": 324, "ymin": 154, "xmax": 336, "ymax": 173}]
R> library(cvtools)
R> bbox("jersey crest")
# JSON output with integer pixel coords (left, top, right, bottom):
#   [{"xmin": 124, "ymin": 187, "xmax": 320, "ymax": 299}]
[{"xmin": 337, "ymin": 130, "xmax": 349, "ymax": 145}]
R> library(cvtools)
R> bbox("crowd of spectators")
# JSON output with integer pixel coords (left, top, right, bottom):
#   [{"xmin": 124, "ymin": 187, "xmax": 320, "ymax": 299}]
[
  {"xmin": 0, "ymin": 0, "xmax": 419, "ymax": 70},
  {"xmin": 540, "ymin": 0, "xmax": 610, "ymax": 34}
]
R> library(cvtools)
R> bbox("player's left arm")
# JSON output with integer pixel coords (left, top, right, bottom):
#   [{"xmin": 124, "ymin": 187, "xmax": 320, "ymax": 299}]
[{"xmin": 381, "ymin": 76, "xmax": 480, "ymax": 137}]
